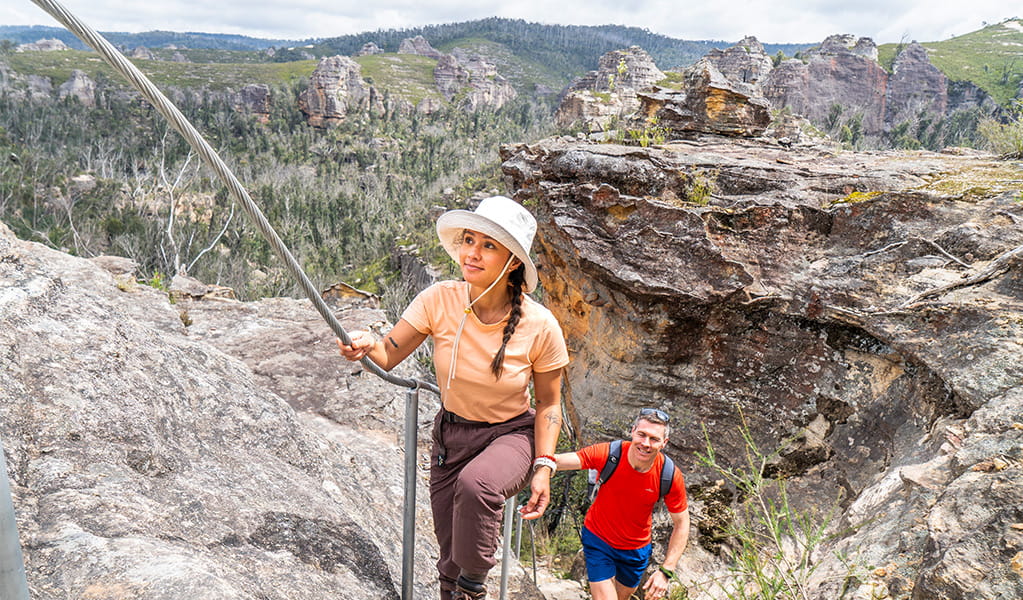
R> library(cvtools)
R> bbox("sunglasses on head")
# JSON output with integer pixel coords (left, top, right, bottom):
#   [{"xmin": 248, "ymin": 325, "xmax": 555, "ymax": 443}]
[{"xmin": 639, "ymin": 407, "xmax": 670, "ymax": 422}]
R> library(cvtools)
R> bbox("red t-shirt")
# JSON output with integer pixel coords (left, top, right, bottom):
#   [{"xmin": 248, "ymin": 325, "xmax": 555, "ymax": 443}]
[{"xmin": 578, "ymin": 441, "xmax": 688, "ymax": 550}]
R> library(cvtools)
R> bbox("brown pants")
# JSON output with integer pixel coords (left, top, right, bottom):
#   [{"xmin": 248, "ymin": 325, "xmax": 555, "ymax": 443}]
[{"xmin": 430, "ymin": 408, "xmax": 535, "ymax": 597}]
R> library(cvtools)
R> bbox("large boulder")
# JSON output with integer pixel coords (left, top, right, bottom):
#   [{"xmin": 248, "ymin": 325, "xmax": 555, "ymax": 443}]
[{"xmin": 500, "ymin": 134, "xmax": 1023, "ymax": 599}]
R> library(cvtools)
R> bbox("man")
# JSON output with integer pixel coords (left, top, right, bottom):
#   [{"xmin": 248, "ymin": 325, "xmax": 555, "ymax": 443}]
[{"xmin": 524, "ymin": 408, "xmax": 689, "ymax": 600}]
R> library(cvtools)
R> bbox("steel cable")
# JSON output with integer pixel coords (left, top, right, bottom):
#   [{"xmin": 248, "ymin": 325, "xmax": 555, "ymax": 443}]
[{"xmin": 28, "ymin": 0, "xmax": 439, "ymax": 395}]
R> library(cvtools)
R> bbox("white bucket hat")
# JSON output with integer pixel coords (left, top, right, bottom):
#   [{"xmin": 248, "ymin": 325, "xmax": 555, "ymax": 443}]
[{"xmin": 435, "ymin": 196, "xmax": 539, "ymax": 293}]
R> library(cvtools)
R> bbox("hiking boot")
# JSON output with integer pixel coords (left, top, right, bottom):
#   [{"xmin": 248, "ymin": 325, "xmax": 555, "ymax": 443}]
[{"xmin": 452, "ymin": 575, "xmax": 487, "ymax": 600}]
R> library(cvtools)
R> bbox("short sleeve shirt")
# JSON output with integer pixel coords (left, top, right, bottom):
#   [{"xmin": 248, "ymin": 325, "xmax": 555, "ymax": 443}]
[
  {"xmin": 578, "ymin": 441, "xmax": 687, "ymax": 550},
  {"xmin": 402, "ymin": 280, "xmax": 570, "ymax": 423}
]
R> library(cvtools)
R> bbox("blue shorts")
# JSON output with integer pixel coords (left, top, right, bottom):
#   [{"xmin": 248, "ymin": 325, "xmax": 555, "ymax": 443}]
[{"xmin": 581, "ymin": 526, "xmax": 652, "ymax": 589}]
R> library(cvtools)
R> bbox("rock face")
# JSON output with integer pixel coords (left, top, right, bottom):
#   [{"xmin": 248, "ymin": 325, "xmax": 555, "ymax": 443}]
[
  {"xmin": 762, "ymin": 35, "xmax": 889, "ymax": 135},
  {"xmin": 16, "ymin": 38, "xmax": 69, "ymax": 52},
  {"xmin": 635, "ymin": 59, "xmax": 771, "ymax": 137},
  {"xmin": 57, "ymin": 69, "xmax": 96, "ymax": 107},
  {"xmin": 357, "ymin": 42, "xmax": 383, "ymax": 56},
  {"xmin": 886, "ymin": 42, "xmax": 948, "ymax": 127},
  {"xmin": 298, "ymin": 55, "xmax": 383, "ymax": 127},
  {"xmin": 433, "ymin": 53, "xmax": 517, "ymax": 111},
  {"xmin": 130, "ymin": 46, "xmax": 155, "ymax": 60},
  {"xmin": 500, "ymin": 134, "xmax": 1023, "ymax": 599},
  {"xmin": 704, "ymin": 36, "xmax": 774, "ymax": 85},
  {"xmin": 555, "ymin": 46, "xmax": 665, "ymax": 130},
  {"xmin": 0, "ymin": 221, "xmax": 546, "ymax": 599},
  {"xmin": 234, "ymin": 83, "xmax": 271, "ymax": 124},
  {"xmin": 397, "ymin": 35, "xmax": 443, "ymax": 60}
]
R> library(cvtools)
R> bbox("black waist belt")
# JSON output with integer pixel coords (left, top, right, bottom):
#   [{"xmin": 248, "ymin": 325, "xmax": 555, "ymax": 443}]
[{"xmin": 442, "ymin": 410, "xmax": 489, "ymax": 425}]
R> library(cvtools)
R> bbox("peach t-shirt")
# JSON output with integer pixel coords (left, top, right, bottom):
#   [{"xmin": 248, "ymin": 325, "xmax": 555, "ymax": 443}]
[{"xmin": 402, "ymin": 280, "xmax": 569, "ymax": 423}]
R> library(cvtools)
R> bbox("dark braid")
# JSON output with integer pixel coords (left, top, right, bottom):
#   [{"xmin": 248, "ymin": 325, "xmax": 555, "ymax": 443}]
[{"xmin": 491, "ymin": 265, "xmax": 525, "ymax": 379}]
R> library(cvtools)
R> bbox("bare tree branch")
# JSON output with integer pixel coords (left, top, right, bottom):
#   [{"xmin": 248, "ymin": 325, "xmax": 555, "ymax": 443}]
[{"xmin": 900, "ymin": 244, "xmax": 1023, "ymax": 309}]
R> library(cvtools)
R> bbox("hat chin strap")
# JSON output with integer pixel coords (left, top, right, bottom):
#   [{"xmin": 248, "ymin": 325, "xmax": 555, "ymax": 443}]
[{"xmin": 447, "ymin": 254, "xmax": 515, "ymax": 390}]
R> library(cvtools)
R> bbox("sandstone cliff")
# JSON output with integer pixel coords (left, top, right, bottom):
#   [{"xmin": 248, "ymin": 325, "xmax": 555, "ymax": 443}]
[{"xmin": 500, "ymin": 134, "xmax": 1023, "ymax": 599}]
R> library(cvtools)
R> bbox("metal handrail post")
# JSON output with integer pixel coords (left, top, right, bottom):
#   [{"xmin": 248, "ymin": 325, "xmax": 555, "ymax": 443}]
[
  {"xmin": 498, "ymin": 498, "xmax": 515, "ymax": 600},
  {"xmin": 0, "ymin": 442, "xmax": 30, "ymax": 600},
  {"xmin": 401, "ymin": 386, "xmax": 419, "ymax": 600}
]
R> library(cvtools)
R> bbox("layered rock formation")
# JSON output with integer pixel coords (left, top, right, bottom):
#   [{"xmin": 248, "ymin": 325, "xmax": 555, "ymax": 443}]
[
  {"xmin": 298, "ymin": 55, "xmax": 383, "ymax": 127},
  {"xmin": 57, "ymin": 69, "xmax": 96, "ymax": 107},
  {"xmin": 635, "ymin": 60, "xmax": 771, "ymax": 137},
  {"xmin": 704, "ymin": 36, "xmax": 774, "ymax": 85},
  {"xmin": 0, "ymin": 222, "xmax": 548, "ymax": 599},
  {"xmin": 555, "ymin": 46, "xmax": 665, "ymax": 130},
  {"xmin": 761, "ymin": 35, "xmax": 890, "ymax": 135},
  {"xmin": 434, "ymin": 53, "xmax": 517, "ymax": 111},
  {"xmin": 233, "ymin": 83, "xmax": 271, "ymax": 124},
  {"xmin": 397, "ymin": 35, "xmax": 443, "ymax": 60},
  {"xmin": 500, "ymin": 134, "xmax": 1023, "ymax": 599},
  {"xmin": 886, "ymin": 42, "xmax": 948, "ymax": 127}
]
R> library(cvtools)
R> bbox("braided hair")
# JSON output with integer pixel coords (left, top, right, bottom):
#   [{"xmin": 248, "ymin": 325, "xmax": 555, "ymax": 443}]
[{"xmin": 490, "ymin": 264, "xmax": 525, "ymax": 379}]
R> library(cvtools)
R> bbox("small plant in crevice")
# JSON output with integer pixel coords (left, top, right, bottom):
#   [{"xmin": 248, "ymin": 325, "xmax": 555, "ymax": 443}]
[{"xmin": 690, "ymin": 411, "xmax": 864, "ymax": 600}]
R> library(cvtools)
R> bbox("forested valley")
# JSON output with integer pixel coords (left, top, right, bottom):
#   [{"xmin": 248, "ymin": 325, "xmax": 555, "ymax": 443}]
[{"xmin": 0, "ymin": 85, "xmax": 557, "ymax": 306}]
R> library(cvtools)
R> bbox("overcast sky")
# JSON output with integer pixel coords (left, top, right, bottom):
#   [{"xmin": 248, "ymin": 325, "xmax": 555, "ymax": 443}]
[{"xmin": 5, "ymin": 0, "xmax": 1017, "ymax": 44}]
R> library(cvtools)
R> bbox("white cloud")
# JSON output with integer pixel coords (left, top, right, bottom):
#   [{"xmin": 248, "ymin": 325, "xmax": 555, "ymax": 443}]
[{"xmin": 5, "ymin": 0, "xmax": 1017, "ymax": 44}]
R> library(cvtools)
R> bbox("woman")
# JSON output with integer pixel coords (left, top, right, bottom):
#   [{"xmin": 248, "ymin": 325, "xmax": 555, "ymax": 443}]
[{"xmin": 338, "ymin": 195, "xmax": 569, "ymax": 600}]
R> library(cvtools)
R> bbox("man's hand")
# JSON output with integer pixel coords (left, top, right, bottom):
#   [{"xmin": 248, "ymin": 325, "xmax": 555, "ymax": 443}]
[
  {"xmin": 642, "ymin": 569, "xmax": 671, "ymax": 599},
  {"xmin": 518, "ymin": 470, "xmax": 551, "ymax": 520}
]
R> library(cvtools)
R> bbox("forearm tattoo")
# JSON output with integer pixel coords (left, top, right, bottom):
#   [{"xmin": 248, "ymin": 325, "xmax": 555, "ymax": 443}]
[
  {"xmin": 544, "ymin": 412, "xmax": 561, "ymax": 431},
  {"xmin": 388, "ymin": 336, "xmax": 399, "ymax": 348}
]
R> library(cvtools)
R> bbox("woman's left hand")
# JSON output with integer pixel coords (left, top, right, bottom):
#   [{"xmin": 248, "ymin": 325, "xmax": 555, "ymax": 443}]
[{"xmin": 518, "ymin": 469, "xmax": 551, "ymax": 520}]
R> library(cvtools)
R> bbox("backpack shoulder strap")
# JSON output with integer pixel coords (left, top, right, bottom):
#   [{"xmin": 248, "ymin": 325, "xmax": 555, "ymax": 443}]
[
  {"xmin": 659, "ymin": 454, "xmax": 677, "ymax": 501},
  {"xmin": 598, "ymin": 439, "xmax": 623, "ymax": 486},
  {"xmin": 588, "ymin": 440, "xmax": 623, "ymax": 502}
]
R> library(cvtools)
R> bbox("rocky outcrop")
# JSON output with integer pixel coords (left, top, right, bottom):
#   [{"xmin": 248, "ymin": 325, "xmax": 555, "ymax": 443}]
[
  {"xmin": 298, "ymin": 55, "xmax": 383, "ymax": 127},
  {"xmin": 234, "ymin": 83, "xmax": 271, "ymax": 124},
  {"xmin": 0, "ymin": 62, "xmax": 54, "ymax": 102},
  {"xmin": 555, "ymin": 46, "xmax": 665, "ymax": 130},
  {"xmin": 130, "ymin": 46, "xmax": 155, "ymax": 60},
  {"xmin": 762, "ymin": 35, "xmax": 889, "ymax": 135},
  {"xmin": 357, "ymin": 42, "xmax": 383, "ymax": 56},
  {"xmin": 704, "ymin": 36, "xmax": 774, "ymax": 85},
  {"xmin": 500, "ymin": 134, "xmax": 1023, "ymax": 599},
  {"xmin": 57, "ymin": 69, "xmax": 96, "ymax": 107},
  {"xmin": 0, "ymin": 220, "xmax": 550, "ymax": 599},
  {"xmin": 433, "ymin": 53, "xmax": 516, "ymax": 111},
  {"xmin": 635, "ymin": 59, "xmax": 771, "ymax": 137},
  {"xmin": 886, "ymin": 42, "xmax": 948, "ymax": 127},
  {"xmin": 16, "ymin": 38, "xmax": 69, "ymax": 52},
  {"xmin": 397, "ymin": 35, "xmax": 443, "ymax": 60}
]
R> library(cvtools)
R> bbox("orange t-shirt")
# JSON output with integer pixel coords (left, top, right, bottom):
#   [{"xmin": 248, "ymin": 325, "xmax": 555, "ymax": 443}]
[
  {"xmin": 401, "ymin": 280, "xmax": 570, "ymax": 423},
  {"xmin": 579, "ymin": 441, "xmax": 688, "ymax": 550}
]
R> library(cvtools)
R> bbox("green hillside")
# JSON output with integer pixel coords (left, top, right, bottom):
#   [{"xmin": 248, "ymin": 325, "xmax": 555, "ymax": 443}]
[{"xmin": 879, "ymin": 17, "xmax": 1023, "ymax": 106}]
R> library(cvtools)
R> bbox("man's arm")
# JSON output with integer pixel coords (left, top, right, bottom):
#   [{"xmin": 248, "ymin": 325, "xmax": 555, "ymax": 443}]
[{"xmin": 642, "ymin": 508, "xmax": 690, "ymax": 599}]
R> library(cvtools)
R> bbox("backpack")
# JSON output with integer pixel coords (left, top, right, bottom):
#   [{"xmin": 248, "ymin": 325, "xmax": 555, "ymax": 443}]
[{"xmin": 587, "ymin": 439, "xmax": 677, "ymax": 503}]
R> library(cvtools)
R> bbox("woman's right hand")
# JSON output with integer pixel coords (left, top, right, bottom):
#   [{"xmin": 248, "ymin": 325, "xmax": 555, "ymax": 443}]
[{"xmin": 337, "ymin": 330, "xmax": 375, "ymax": 361}]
